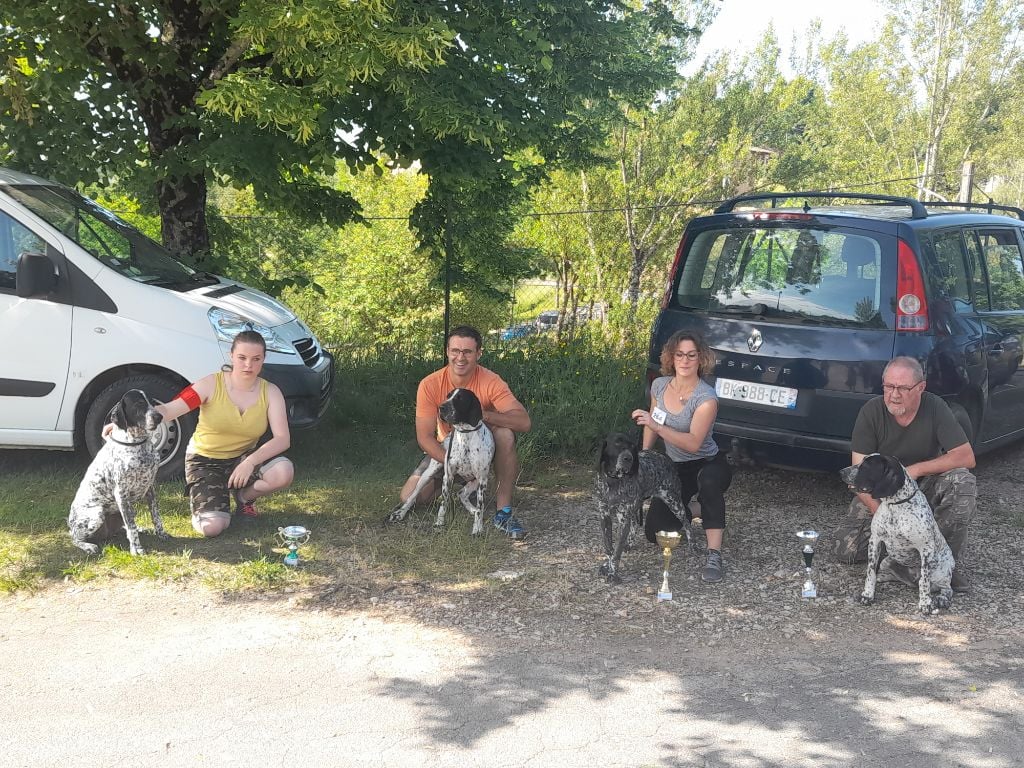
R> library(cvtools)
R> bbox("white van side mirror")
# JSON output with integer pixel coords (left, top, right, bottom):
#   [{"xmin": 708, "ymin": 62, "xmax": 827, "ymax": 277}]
[{"xmin": 16, "ymin": 252, "xmax": 57, "ymax": 298}]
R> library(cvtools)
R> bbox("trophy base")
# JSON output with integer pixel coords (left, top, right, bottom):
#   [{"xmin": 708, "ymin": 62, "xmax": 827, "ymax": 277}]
[
  {"xmin": 284, "ymin": 553, "xmax": 300, "ymax": 567},
  {"xmin": 801, "ymin": 582, "xmax": 817, "ymax": 599},
  {"xmin": 656, "ymin": 591, "xmax": 673, "ymax": 602}
]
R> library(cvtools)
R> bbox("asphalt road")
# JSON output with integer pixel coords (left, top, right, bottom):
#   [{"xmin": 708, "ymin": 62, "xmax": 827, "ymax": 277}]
[{"xmin": 2, "ymin": 581, "xmax": 1022, "ymax": 768}]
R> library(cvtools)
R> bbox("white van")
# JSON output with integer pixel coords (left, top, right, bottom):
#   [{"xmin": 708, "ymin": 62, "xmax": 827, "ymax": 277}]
[{"xmin": 0, "ymin": 167, "xmax": 334, "ymax": 479}]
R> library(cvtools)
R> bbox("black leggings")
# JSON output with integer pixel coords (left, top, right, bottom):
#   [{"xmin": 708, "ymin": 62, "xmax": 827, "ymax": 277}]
[{"xmin": 645, "ymin": 452, "xmax": 732, "ymax": 543}]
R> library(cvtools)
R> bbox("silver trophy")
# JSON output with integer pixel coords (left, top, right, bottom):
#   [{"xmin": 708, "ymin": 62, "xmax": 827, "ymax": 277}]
[
  {"xmin": 277, "ymin": 525, "xmax": 311, "ymax": 567},
  {"xmin": 655, "ymin": 530, "xmax": 683, "ymax": 601},
  {"xmin": 796, "ymin": 529, "xmax": 819, "ymax": 598}
]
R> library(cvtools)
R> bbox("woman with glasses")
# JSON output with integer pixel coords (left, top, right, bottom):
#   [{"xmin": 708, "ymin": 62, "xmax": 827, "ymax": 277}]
[{"xmin": 632, "ymin": 330, "xmax": 732, "ymax": 582}]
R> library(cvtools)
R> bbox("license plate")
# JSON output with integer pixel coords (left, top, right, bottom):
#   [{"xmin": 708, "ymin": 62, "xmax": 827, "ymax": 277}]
[{"xmin": 715, "ymin": 378, "xmax": 798, "ymax": 409}]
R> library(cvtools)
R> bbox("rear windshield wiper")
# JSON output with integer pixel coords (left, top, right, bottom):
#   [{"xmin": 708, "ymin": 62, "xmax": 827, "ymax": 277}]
[
  {"xmin": 715, "ymin": 304, "xmax": 830, "ymax": 324},
  {"xmin": 717, "ymin": 302, "xmax": 777, "ymax": 316}
]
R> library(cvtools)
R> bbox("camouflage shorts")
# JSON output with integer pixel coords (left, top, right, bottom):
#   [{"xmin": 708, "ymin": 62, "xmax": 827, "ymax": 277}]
[
  {"xmin": 832, "ymin": 467, "xmax": 977, "ymax": 564},
  {"xmin": 185, "ymin": 451, "xmax": 288, "ymax": 520}
]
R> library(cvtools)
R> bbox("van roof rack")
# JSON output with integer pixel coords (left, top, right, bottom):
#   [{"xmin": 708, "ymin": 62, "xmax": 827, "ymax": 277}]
[
  {"xmin": 923, "ymin": 200, "xmax": 1024, "ymax": 220},
  {"xmin": 715, "ymin": 191, "xmax": 928, "ymax": 220}
]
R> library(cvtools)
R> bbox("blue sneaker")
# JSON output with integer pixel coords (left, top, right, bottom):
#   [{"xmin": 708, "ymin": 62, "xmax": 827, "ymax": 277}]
[{"xmin": 493, "ymin": 508, "xmax": 526, "ymax": 539}]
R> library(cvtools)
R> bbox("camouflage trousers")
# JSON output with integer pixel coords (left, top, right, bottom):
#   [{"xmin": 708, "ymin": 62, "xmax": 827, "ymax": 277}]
[{"xmin": 831, "ymin": 468, "xmax": 977, "ymax": 575}]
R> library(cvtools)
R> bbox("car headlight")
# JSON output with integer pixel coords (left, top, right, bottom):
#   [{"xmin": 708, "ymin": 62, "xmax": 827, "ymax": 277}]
[{"xmin": 208, "ymin": 308, "xmax": 295, "ymax": 354}]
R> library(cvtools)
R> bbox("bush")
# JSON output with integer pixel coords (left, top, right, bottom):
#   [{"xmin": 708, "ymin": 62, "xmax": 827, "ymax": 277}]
[{"xmin": 331, "ymin": 332, "xmax": 648, "ymax": 465}]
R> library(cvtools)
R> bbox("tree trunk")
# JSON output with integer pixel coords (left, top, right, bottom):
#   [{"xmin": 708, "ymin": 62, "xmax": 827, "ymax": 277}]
[
  {"xmin": 156, "ymin": 172, "xmax": 211, "ymax": 268},
  {"xmin": 922, "ymin": 0, "xmax": 953, "ymax": 200},
  {"xmin": 624, "ymin": 246, "xmax": 647, "ymax": 332},
  {"xmin": 579, "ymin": 170, "xmax": 604, "ymax": 322}
]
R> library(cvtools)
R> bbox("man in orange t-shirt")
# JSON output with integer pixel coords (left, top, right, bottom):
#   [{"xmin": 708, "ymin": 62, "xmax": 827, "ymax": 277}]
[{"xmin": 398, "ymin": 325, "xmax": 532, "ymax": 538}]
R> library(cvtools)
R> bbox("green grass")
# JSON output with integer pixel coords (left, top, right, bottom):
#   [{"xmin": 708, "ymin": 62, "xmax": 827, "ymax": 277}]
[
  {"xmin": 0, "ymin": 424, "xmax": 525, "ymax": 594},
  {"xmin": 0, "ymin": 341, "xmax": 641, "ymax": 594}
]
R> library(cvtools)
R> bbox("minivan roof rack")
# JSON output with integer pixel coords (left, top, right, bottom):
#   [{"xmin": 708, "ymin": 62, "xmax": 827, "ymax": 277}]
[
  {"xmin": 715, "ymin": 191, "xmax": 928, "ymax": 220},
  {"xmin": 923, "ymin": 200, "xmax": 1024, "ymax": 220}
]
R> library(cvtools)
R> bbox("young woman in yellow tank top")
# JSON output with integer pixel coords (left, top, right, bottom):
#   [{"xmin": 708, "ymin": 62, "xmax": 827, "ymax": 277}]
[{"xmin": 152, "ymin": 330, "xmax": 293, "ymax": 537}]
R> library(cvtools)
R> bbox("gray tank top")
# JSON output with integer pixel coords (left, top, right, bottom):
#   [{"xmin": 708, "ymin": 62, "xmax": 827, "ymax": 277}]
[{"xmin": 650, "ymin": 377, "xmax": 719, "ymax": 462}]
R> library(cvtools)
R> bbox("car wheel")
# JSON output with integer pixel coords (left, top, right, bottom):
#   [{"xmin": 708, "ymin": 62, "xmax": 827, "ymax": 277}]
[{"xmin": 83, "ymin": 374, "xmax": 196, "ymax": 482}]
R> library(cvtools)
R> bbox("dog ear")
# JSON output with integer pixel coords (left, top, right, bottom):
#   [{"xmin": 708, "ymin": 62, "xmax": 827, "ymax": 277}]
[
  {"xmin": 107, "ymin": 399, "xmax": 128, "ymax": 430},
  {"xmin": 465, "ymin": 393, "xmax": 483, "ymax": 424},
  {"xmin": 630, "ymin": 429, "xmax": 643, "ymax": 449},
  {"xmin": 865, "ymin": 455, "xmax": 905, "ymax": 499},
  {"xmin": 597, "ymin": 434, "xmax": 613, "ymax": 473}
]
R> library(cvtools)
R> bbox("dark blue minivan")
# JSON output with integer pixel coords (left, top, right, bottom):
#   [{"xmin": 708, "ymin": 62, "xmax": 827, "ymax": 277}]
[{"xmin": 648, "ymin": 192, "xmax": 1024, "ymax": 466}]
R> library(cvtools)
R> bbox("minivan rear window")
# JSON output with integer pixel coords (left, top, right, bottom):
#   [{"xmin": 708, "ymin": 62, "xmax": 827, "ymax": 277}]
[{"xmin": 675, "ymin": 226, "xmax": 887, "ymax": 327}]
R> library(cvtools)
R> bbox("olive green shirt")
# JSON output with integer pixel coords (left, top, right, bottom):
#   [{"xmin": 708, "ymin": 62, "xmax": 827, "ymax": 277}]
[{"xmin": 850, "ymin": 392, "xmax": 968, "ymax": 466}]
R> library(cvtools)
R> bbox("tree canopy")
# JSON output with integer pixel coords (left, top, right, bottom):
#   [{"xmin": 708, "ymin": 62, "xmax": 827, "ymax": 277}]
[{"xmin": 1, "ymin": 0, "xmax": 688, "ymax": 272}]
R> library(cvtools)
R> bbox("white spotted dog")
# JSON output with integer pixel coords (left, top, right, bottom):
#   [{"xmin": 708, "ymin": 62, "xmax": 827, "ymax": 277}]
[
  {"xmin": 841, "ymin": 454, "xmax": 955, "ymax": 616},
  {"xmin": 387, "ymin": 388, "xmax": 496, "ymax": 535},
  {"xmin": 68, "ymin": 389, "xmax": 167, "ymax": 556},
  {"xmin": 596, "ymin": 432, "xmax": 693, "ymax": 583}
]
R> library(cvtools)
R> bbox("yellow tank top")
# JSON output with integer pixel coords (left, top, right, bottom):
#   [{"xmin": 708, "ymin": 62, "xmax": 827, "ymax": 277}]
[{"xmin": 189, "ymin": 373, "xmax": 269, "ymax": 459}]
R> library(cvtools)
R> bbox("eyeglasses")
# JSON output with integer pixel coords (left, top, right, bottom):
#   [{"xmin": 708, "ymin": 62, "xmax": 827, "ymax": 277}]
[
  {"xmin": 882, "ymin": 382, "xmax": 922, "ymax": 395},
  {"xmin": 448, "ymin": 348, "xmax": 477, "ymax": 358},
  {"xmin": 674, "ymin": 351, "xmax": 699, "ymax": 360}
]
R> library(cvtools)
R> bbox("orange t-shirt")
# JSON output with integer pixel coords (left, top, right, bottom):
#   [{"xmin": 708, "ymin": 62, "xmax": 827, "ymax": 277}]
[{"xmin": 416, "ymin": 365, "xmax": 519, "ymax": 440}]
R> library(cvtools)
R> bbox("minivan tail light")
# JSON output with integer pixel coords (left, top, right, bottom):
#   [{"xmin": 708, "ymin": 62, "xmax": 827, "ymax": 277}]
[
  {"xmin": 896, "ymin": 238, "xmax": 929, "ymax": 331},
  {"xmin": 662, "ymin": 234, "xmax": 688, "ymax": 310}
]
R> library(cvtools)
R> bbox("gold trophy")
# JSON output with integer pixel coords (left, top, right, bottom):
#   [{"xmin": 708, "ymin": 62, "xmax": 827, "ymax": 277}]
[{"xmin": 655, "ymin": 530, "xmax": 683, "ymax": 601}]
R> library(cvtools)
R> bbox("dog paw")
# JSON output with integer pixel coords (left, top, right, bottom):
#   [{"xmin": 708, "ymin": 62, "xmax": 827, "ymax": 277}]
[
  {"xmin": 74, "ymin": 542, "xmax": 100, "ymax": 555},
  {"xmin": 155, "ymin": 529, "xmax": 170, "ymax": 540},
  {"xmin": 130, "ymin": 547, "xmax": 146, "ymax": 556},
  {"xmin": 933, "ymin": 594, "xmax": 952, "ymax": 610},
  {"xmin": 858, "ymin": 593, "xmax": 874, "ymax": 606},
  {"xmin": 384, "ymin": 507, "xmax": 406, "ymax": 525}
]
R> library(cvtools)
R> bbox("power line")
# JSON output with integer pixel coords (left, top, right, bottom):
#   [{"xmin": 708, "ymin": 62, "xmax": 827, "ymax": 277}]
[{"xmin": 122, "ymin": 169, "xmax": 967, "ymax": 223}]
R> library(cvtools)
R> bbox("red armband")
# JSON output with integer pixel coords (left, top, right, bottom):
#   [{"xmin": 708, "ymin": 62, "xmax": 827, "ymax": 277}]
[{"xmin": 177, "ymin": 385, "xmax": 202, "ymax": 411}]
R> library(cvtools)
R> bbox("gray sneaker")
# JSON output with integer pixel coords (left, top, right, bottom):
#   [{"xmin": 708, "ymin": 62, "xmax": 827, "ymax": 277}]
[{"xmin": 702, "ymin": 549, "xmax": 724, "ymax": 583}]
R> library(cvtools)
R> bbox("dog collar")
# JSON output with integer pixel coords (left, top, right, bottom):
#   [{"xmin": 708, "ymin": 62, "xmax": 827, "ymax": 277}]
[
  {"xmin": 888, "ymin": 487, "xmax": 918, "ymax": 505},
  {"xmin": 109, "ymin": 434, "xmax": 149, "ymax": 446},
  {"xmin": 453, "ymin": 423, "xmax": 484, "ymax": 433}
]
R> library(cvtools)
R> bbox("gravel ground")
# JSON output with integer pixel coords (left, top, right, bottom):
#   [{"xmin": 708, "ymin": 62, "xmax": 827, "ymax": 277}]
[{"xmin": 315, "ymin": 440, "xmax": 1024, "ymax": 649}]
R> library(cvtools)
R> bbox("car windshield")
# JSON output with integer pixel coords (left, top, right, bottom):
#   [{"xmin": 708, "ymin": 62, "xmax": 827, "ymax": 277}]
[
  {"xmin": 4, "ymin": 184, "xmax": 217, "ymax": 289},
  {"xmin": 675, "ymin": 226, "xmax": 887, "ymax": 326}
]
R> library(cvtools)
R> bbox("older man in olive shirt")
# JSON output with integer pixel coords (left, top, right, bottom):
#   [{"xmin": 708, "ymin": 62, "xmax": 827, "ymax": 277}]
[{"xmin": 832, "ymin": 357, "xmax": 977, "ymax": 592}]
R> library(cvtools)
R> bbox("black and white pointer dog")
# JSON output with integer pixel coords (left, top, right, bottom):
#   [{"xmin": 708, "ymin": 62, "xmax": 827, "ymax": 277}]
[
  {"xmin": 841, "ymin": 454, "xmax": 955, "ymax": 615},
  {"xmin": 595, "ymin": 432, "xmax": 693, "ymax": 583},
  {"xmin": 387, "ymin": 388, "xmax": 496, "ymax": 535},
  {"xmin": 68, "ymin": 389, "xmax": 168, "ymax": 556}
]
